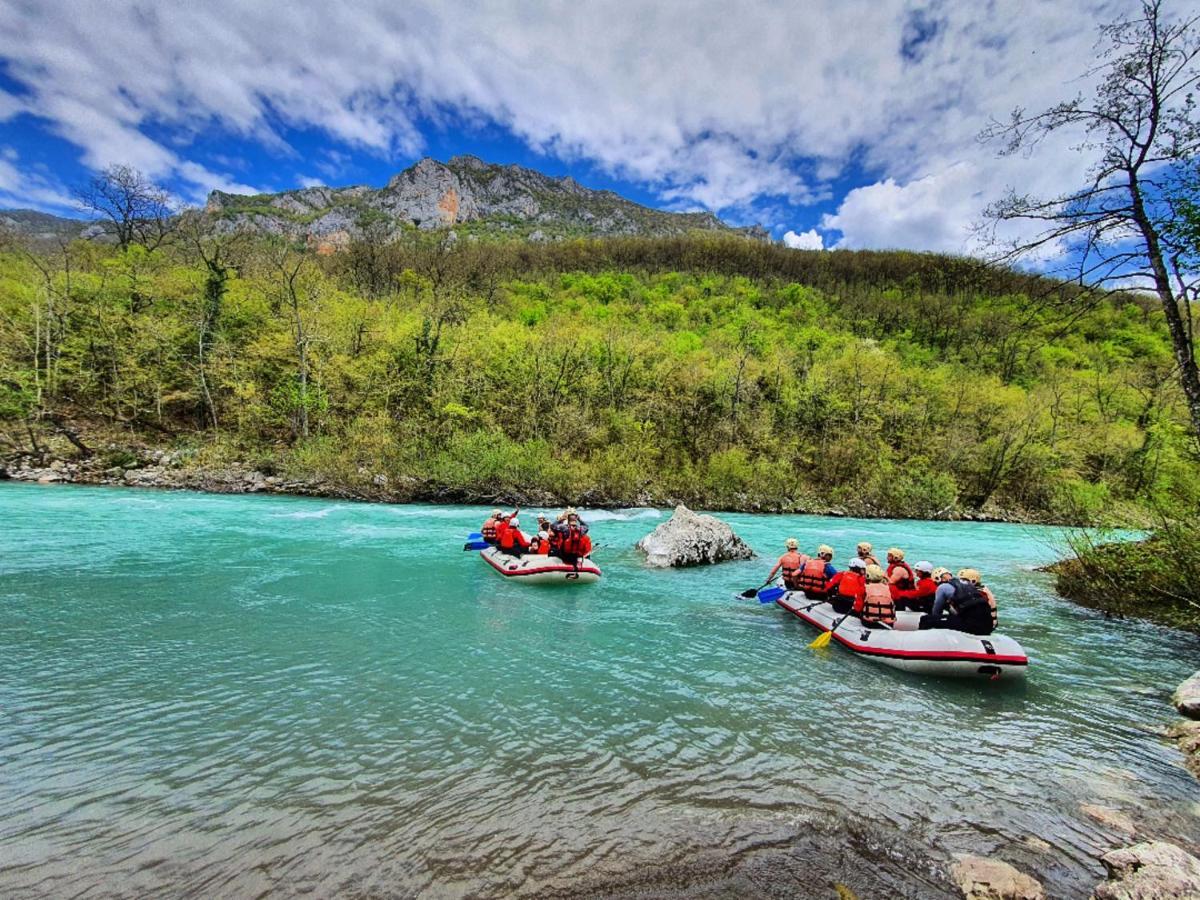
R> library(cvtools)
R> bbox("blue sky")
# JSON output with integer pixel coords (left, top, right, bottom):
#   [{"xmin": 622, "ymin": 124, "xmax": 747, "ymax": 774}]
[{"xmin": 0, "ymin": 0, "xmax": 1173, "ymax": 252}]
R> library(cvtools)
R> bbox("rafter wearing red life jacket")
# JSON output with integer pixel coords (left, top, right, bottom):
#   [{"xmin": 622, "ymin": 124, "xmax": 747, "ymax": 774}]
[
  {"xmin": 795, "ymin": 557, "xmax": 830, "ymax": 598},
  {"xmin": 499, "ymin": 521, "xmax": 529, "ymax": 556},
  {"xmin": 826, "ymin": 568, "xmax": 865, "ymax": 615},
  {"xmin": 559, "ymin": 526, "xmax": 591, "ymax": 562},
  {"xmin": 861, "ymin": 581, "xmax": 896, "ymax": 627},
  {"xmin": 481, "ymin": 516, "xmax": 500, "ymax": 544},
  {"xmin": 769, "ymin": 549, "xmax": 807, "ymax": 590},
  {"xmin": 494, "ymin": 516, "xmax": 511, "ymax": 546},
  {"xmin": 895, "ymin": 575, "xmax": 937, "ymax": 612},
  {"xmin": 887, "ymin": 560, "xmax": 915, "ymax": 592}
]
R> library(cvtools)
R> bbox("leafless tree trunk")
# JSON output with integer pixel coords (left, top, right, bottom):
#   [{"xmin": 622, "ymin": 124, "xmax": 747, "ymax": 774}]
[{"xmin": 979, "ymin": 0, "xmax": 1200, "ymax": 441}]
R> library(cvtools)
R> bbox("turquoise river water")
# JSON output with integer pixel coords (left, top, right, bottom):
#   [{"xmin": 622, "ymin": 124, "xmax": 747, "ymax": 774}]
[{"xmin": 2, "ymin": 482, "xmax": 1199, "ymax": 898}]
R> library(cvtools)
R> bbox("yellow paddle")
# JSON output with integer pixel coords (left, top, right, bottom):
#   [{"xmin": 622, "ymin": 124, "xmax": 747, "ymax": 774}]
[{"xmin": 809, "ymin": 613, "xmax": 850, "ymax": 649}]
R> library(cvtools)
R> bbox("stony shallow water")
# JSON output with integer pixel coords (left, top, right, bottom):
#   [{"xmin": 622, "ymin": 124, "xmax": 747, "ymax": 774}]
[{"xmin": 2, "ymin": 482, "xmax": 1199, "ymax": 898}]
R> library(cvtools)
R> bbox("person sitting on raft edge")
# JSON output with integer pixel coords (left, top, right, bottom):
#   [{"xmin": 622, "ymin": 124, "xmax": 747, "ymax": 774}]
[
  {"xmin": 919, "ymin": 567, "xmax": 998, "ymax": 636},
  {"xmin": 825, "ymin": 557, "xmax": 867, "ymax": 615},
  {"xmin": 894, "ymin": 560, "xmax": 937, "ymax": 612},
  {"xmin": 481, "ymin": 507, "xmax": 518, "ymax": 546},
  {"xmin": 767, "ymin": 538, "xmax": 808, "ymax": 590},
  {"xmin": 886, "ymin": 548, "xmax": 915, "ymax": 593},
  {"xmin": 794, "ymin": 545, "xmax": 837, "ymax": 600},
  {"xmin": 861, "ymin": 564, "xmax": 896, "ymax": 628},
  {"xmin": 555, "ymin": 513, "xmax": 592, "ymax": 564},
  {"xmin": 498, "ymin": 516, "xmax": 530, "ymax": 557}
]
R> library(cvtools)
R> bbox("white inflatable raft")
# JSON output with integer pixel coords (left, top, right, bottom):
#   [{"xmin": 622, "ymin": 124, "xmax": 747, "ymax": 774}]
[
  {"xmin": 479, "ymin": 546, "xmax": 601, "ymax": 584},
  {"xmin": 776, "ymin": 592, "xmax": 1028, "ymax": 680}
]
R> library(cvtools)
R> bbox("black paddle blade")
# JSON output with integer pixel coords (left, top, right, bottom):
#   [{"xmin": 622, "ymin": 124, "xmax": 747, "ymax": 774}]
[{"xmin": 739, "ymin": 588, "xmax": 759, "ymax": 598}]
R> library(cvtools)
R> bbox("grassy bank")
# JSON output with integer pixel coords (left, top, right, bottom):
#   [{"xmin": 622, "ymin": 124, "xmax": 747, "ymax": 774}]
[
  {"xmin": 1050, "ymin": 523, "xmax": 1200, "ymax": 634},
  {"xmin": 1, "ymin": 233, "xmax": 1196, "ymax": 524}
]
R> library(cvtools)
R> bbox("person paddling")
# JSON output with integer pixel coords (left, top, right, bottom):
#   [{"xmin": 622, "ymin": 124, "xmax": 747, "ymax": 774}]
[{"xmin": 767, "ymin": 538, "xmax": 808, "ymax": 590}]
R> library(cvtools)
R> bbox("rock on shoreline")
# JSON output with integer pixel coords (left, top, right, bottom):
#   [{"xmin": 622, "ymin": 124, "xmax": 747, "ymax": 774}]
[
  {"xmin": 951, "ymin": 854, "xmax": 1044, "ymax": 899},
  {"xmin": 1093, "ymin": 841, "xmax": 1200, "ymax": 899},
  {"xmin": 1175, "ymin": 672, "xmax": 1200, "ymax": 720},
  {"xmin": 635, "ymin": 504, "xmax": 755, "ymax": 567}
]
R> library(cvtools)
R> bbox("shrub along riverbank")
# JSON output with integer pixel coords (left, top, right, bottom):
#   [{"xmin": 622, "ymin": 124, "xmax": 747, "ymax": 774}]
[
  {"xmin": 1, "ymin": 232, "xmax": 1197, "ymax": 524},
  {"xmin": 1049, "ymin": 522, "xmax": 1200, "ymax": 634}
]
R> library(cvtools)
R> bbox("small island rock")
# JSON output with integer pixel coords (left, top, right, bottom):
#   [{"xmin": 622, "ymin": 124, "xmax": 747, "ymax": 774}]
[
  {"xmin": 950, "ymin": 854, "xmax": 1044, "ymax": 900},
  {"xmin": 1174, "ymin": 671, "xmax": 1200, "ymax": 720},
  {"xmin": 635, "ymin": 505, "xmax": 755, "ymax": 567},
  {"xmin": 1093, "ymin": 841, "xmax": 1200, "ymax": 899}
]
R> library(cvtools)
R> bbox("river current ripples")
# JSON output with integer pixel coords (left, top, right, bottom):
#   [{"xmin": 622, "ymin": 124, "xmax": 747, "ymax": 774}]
[{"xmin": 1, "ymin": 483, "xmax": 1199, "ymax": 898}]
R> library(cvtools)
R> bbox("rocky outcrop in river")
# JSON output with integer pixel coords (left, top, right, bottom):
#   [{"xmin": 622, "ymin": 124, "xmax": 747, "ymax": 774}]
[{"xmin": 635, "ymin": 505, "xmax": 755, "ymax": 567}]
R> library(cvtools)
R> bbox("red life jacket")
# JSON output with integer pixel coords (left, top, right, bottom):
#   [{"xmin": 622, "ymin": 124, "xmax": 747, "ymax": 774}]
[
  {"xmin": 862, "ymin": 581, "xmax": 896, "ymax": 626},
  {"xmin": 562, "ymin": 527, "xmax": 590, "ymax": 557},
  {"xmin": 481, "ymin": 518, "xmax": 499, "ymax": 541},
  {"xmin": 796, "ymin": 557, "xmax": 829, "ymax": 595},
  {"xmin": 837, "ymin": 571, "xmax": 866, "ymax": 612},
  {"xmin": 495, "ymin": 518, "xmax": 510, "ymax": 545},
  {"xmin": 887, "ymin": 560, "xmax": 915, "ymax": 591},
  {"xmin": 896, "ymin": 576, "xmax": 937, "ymax": 604},
  {"xmin": 779, "ymin": 551, "xmax": 804, "ymax": 576},
  {"xmin": 779, "ymin": 551, "xmax": 805, "ymax": 587},
  {"xmin": 500, "ymin": 526, "xmax": 527, "ymax": 553}
]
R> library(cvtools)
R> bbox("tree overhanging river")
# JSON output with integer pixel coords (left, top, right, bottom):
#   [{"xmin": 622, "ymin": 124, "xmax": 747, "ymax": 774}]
[{"xmin": 1, "ymin": 482, "xmax": 1198, "ymax": 897}]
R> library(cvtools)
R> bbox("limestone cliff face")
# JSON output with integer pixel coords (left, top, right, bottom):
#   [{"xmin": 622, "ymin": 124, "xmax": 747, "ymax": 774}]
[{"xmin": 205, "ymin": 155, "xmax": 768, "ymax": 242}]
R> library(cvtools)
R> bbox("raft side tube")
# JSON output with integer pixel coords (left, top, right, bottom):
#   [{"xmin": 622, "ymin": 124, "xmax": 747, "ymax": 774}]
[{"xmin": 776, "ymin": 593, "xmax": 1028, "ymax": 679}]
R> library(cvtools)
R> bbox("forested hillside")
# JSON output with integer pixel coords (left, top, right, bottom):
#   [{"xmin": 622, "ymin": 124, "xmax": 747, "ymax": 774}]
[{"xmin": 0, "ymin": 230, "xmax": 1192, "ymax": 523}]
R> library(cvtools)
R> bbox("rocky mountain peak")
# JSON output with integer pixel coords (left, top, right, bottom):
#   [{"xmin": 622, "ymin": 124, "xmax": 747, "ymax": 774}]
[{"xmin": 202, "ymin": 155, "xmax": 770, "ymax": 245}]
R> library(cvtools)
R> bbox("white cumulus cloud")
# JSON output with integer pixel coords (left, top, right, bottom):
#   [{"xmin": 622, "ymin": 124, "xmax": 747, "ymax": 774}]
[
  {"xmin": 783, "ymin": 228, "xmax": 824, "ymax": 250},
  {"xmin": 822, "ymin": 164, "xmax": 982, "ymax": 252},
  {"xmin": 0, "ymin": 0, "xmax": 1167, "ymax": 243}
]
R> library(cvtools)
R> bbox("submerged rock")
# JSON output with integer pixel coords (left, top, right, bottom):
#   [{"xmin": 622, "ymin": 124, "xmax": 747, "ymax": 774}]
[
  {"xmin": 1093, "ymin": 841, "xmax": 1200, "ymax": 899},
  {"xmin": 950, "ymin": 854, "xmax": 1044, "ymax": 900},
  {"xmin": 635, "ymin": 505, "xmax": 755, "ymax": 567},
  {"xmin": 1081, "ymin": 804, "xmax": 1138, "ymax": 837},
  {"xmin": 1175, "ymin": 671, "xmax": 1200, "ymax": 719}
]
